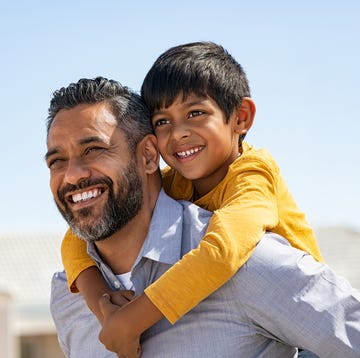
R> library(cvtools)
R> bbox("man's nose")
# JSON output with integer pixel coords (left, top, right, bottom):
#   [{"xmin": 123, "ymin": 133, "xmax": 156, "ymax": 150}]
[{"xmin": 64, "ymin": 158, "xmax": 91, "ymax": 185}]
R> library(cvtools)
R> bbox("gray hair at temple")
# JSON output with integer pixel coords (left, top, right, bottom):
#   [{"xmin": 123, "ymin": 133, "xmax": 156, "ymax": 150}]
[{"xmin": 47, "ymin": 76, "xmax": 153, "ymax": 152}]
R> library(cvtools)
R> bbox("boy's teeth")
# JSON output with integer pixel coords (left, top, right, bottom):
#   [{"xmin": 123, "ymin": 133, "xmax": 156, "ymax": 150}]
[{"xmin": 177, "ymin": 147, "xmax": 201, "ymax": 158}]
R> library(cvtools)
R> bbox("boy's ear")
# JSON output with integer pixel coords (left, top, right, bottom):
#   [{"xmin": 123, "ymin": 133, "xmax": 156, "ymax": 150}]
[
  {"xmin": 234, "ymin": 97, "xmax": 256, "ymax": 135},
  {"xmin": 138, "ymin": 134, "xmax": 160, "ymax": 174}
]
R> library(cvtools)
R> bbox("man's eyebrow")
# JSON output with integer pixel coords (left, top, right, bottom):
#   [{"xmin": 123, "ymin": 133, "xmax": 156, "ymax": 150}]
[
  {"xmin": 79, "ymin": 136, "xmax": 107, "ymax": 145},
  {"xmin": 44, "ymin": 136, "xmax": 106, "ymax": 161},
  {"xmin": 44, "ymin": 148, "xmax": 58, "ymax": 162}
]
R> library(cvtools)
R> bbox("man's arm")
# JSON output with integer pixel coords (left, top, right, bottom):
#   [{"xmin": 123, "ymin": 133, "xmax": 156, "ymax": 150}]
[{"xmin": 243, "ymin": 233, "xmax": 360, "ymax": 357}]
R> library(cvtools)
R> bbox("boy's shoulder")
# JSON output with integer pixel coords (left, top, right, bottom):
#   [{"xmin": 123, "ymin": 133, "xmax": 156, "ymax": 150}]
[
  {"xmin": 161, "ymin": 166, "xmax": 193, "ymax": 201},
  {"xmin": 238, "ymin": 142, "xmax": 278, "ymax": 170}
]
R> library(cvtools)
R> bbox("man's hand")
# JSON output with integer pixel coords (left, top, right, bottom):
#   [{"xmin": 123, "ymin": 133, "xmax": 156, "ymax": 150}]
[{"xmin": 98, "ymin": 293, "xmax": 141, "ymax": 358}]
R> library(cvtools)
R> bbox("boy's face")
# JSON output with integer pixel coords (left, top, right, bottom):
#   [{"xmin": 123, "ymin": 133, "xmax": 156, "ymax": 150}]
[{"xmin": 151, "ymin": 93, "xmax": 241, "ymax": 196}]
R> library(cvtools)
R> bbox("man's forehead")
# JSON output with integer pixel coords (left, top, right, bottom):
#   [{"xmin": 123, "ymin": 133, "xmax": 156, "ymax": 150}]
[
  {"xmin": 50, "ymin": 103, "xmax": 117, "ymax": 133},
  {"xmin": 47, "ymin": 103, "xmax": 120, "ymax": 150}
]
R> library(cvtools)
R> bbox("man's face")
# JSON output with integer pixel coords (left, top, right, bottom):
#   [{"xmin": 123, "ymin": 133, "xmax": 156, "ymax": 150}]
[{"xmin": 46, "ymin": 102, "xmax": 143, "ymax": 242}]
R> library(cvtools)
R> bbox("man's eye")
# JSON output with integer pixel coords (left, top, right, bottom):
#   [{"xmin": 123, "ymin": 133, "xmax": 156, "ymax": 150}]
[
  {"xmin": 86, "ymin": 147, "xmax": 104, "ymax": 155},
  {"xmin": 48, "ymin": 158, "xmax": 64, "ymax": 169},
  {"xmin": 188, "ymin": 110, "xmax": 204, "ymax": 118},
  {"xmin": 153, "ymin": 119, "xmax": 170, "ymax": 127}
]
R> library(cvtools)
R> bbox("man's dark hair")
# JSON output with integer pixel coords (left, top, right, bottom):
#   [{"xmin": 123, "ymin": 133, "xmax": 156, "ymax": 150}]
[
  {"xmin": 141, "ymin": 41, "xmax": 251, "ymax": 122},
  {"xmin": 47, "ymin": 77, "xmax": 153, "ymax": 151}
]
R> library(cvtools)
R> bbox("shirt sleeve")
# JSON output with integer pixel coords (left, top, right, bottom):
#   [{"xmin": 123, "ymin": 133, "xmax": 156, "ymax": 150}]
[
  {"xmin": 242, "ymin": 234, "xmax": 360, "ymax": 357},
  {"xmin": 145, "ymin": 155, "xmax": 279, "ymax": 323},
  {"xmin": 61, "ymin": 228, "xmax": 97, "ymax": 292}
]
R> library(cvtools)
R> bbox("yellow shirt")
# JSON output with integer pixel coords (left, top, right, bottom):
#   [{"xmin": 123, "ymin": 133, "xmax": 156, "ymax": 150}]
[{"xmin": 61, "ymin": 142, "xmax": 323, "ymax": 323}]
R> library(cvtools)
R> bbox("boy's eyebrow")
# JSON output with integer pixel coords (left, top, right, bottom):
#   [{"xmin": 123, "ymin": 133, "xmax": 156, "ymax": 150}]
[
  {"xmin": 44, "ymin": 136, "xmax": 106, "ymax": 161},
  {"xmin": 153, "ymin": 98, "xmax": 209, "ymax": 114},
  {"xmin": 185, "ymin": 99, "xmax": 208, "ymax": 107}
]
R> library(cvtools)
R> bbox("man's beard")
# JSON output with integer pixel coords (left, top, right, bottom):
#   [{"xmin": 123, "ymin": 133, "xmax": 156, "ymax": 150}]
[{"xmin": 55, "ymin": 160, "xmax": 143, "ymax": 243}]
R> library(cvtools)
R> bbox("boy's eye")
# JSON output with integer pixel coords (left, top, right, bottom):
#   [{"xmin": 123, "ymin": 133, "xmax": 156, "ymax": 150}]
[
  {"xmin": 153, "ymin": 118, "xmax": 170, "ymax": 127},
  {"xmin": 188, "ymin": 110, "xmax": 204, "ymax": 118}
]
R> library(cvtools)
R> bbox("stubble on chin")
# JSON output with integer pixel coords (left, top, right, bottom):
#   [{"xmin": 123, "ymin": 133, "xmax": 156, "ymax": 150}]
[{"xmin": 55, "ymin": 159, "xmax": 143, "ymax": 244}]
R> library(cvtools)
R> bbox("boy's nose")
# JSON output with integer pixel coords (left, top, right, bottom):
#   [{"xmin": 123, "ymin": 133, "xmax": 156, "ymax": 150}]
[{"xmin": 170, "ymin": 123, "xmax": 191, "ymax": 141}]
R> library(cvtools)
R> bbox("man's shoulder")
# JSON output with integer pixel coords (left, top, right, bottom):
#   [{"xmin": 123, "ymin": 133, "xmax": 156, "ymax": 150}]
[
  {"xmin": 50, "ymin": 271, "xmax": 90, "ymax": 319},
  {"xmin": 247, "ymin": 233, "xmax": 303, "ymax": 269},
  {"xmin": 242, "ymin": 233, "xmax": 324, "ymax": 287},
  {"xmin": 51, "ymin": 271, "xmax": 79, "ymax": 311},
  {"xmin": 51, "ymin": 271, "xmax": 69, "ymax": 298},
  {"xmin": 157, "ymin": 189, "xmax": 212, "ymax": 225},
  {"xmin": 50, "ymin": 271, "xmax": 112, "ymax": 357}
]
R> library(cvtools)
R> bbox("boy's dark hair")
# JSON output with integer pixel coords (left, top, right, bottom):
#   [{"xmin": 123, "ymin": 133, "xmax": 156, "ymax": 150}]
[
  {"xmin": 141, "ymin": 41, "xmax": 251, "ymax": 122},
  {"xmin": 47, "ymin": 77, "xmax": 153, "ymax": 151}
]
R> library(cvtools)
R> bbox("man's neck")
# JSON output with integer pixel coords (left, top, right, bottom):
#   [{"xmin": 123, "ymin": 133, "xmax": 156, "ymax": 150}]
[
  {"xmin": 95, "ymin": 179, "xmax": 161, "ymax": 274},
  {"xmin": 94, "ymin": 208, "xmax": 152, "ymax": 275}
]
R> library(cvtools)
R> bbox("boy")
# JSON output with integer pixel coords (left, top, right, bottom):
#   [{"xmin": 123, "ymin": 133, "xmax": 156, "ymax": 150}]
[{"xmin": 61, "ymin": 42, "xmax": 323, "ymax": 355}]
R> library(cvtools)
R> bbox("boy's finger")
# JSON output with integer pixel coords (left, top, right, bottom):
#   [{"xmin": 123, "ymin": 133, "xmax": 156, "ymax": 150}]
[
  {"xmin": 119, "ymin": 290, "xmax": 135, "ymax": 301},
  {"xmin": 109, "ymin": 290, "xmax": 135, "ymax": 306},
  {"xmin": 99, "ymin": 293, "xmax": 118, "ymax": 316}
]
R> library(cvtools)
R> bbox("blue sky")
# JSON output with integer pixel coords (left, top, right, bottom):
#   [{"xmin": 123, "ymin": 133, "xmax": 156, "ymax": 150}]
[{"xmin": 1, "ymin": 0, "xmax": 359, "ymax": 234}]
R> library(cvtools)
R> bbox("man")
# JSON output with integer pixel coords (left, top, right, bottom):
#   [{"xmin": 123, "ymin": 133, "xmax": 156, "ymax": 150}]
[{"xmin": 47, "ymin": 77, "xmax": 360, "ymax": 357}]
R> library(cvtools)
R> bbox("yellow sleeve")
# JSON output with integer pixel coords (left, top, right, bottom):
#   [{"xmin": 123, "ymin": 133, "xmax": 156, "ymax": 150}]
[
  {"xmin": 145, "ymin": 154, "xmax": 279, "ymax": 324},
  {"xmin": 61, "ymin": 228, "xmax": 97, "ymax": 292}
]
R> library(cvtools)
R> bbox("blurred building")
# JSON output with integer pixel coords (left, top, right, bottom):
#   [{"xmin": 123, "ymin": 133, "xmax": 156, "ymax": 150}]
[
  {"xmin": 0, "ymin": 233, "xmax": 64, "ymax": 358},
  {"xmin": 315, "ymin": 226, "xmax": 360, "ymax": 289},
  {"xmin": 0, "ymin": 226, "xmax": 359, "ymax": 358}
]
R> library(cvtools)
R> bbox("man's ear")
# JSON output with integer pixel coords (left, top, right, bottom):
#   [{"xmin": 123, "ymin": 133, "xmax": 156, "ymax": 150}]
[
  {"xmin": 234, "ymin": 97, "xmax": 256, "ymax": 135},
  {"xmin": 138, "ymin": 134, "xmax": 160, "ymax": 174}
]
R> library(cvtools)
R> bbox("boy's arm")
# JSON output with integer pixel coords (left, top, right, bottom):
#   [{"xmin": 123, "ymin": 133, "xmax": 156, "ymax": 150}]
[
  {"xmin": 62, "ymin": 228, "xmax": 163, "ymax": 334},
  {"xmin": 95, "ymin": 155, "xmax": 280, "ymax": 348},
  {"xmin": 75, "ymin": 266, "xmax": 112, "ymax": 323},
  {"xmin": 61, "ymin": 228, "xmax": 111, "ymax": 323},
  {"xmin": 144, "ymin": 155, "xmax": 282, "ymax": 323},
  {"xmin": 61, "ymin": 228, "xmax": 98, "ymax": 292},
  {"xmin": 98, "ymin": 293, "xmax": 163, "ymax": 357},
  {"xmin": 144, "ymin": 151, "xmax": 323, "ymax": 324}
]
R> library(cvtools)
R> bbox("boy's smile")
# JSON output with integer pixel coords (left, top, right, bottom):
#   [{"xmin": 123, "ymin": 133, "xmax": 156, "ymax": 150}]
[
  {"xmin": 152, "ymin": 93, "xmax": 241, "ymax": 196},
  {"xmin": 175, "ymin": 145, "xmax": 204, "ymax": 159}
]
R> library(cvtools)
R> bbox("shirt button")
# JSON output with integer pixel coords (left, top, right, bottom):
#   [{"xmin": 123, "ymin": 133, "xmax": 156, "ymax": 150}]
[{"xmin": 113, "ymin": 281, "xmax": 121, "ymax": 289}]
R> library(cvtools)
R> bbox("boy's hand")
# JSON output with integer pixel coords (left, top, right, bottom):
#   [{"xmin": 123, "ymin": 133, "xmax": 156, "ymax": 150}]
[
  {"xmin": 98, "ymin": 293, "xmax": 141, "ymax": 358},
  {"xmin": 110, "ymin": 290, "xmax": 135, "ymax": 307}
]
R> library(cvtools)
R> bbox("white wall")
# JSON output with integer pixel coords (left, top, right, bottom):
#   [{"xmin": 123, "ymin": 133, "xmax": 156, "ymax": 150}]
[{"xmin": 0, "ymin": 290, "xmax": 16, "ymax": 358}]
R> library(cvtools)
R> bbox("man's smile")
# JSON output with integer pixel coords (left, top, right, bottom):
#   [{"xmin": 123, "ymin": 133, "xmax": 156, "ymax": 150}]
[{"xmin": 65, "ymin": 186, "xmax": 106, "ymax": 205}]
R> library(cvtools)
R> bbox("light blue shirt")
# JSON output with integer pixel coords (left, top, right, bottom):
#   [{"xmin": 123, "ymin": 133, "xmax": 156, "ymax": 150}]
[{"xmin": 51, "ymin": 190, "xmax": 360, "ymax": 357}]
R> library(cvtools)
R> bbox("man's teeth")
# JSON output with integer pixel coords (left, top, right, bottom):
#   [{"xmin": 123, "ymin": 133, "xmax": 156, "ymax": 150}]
[
  {"xmin": 72, "ymin": 189, "xmax": 101, "ymax": 203},
  {"xmin": 177, "ymin": 147, "xmax": 202, "ymax": 158}
]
